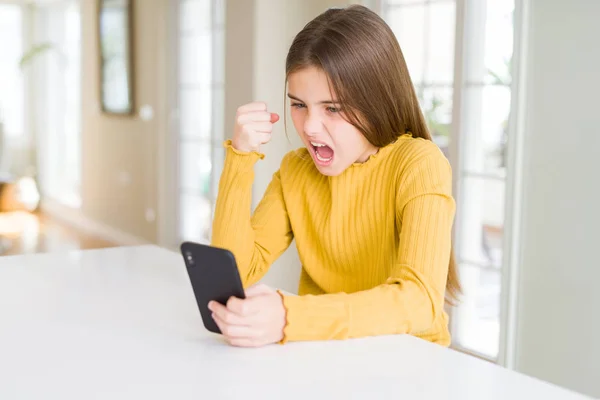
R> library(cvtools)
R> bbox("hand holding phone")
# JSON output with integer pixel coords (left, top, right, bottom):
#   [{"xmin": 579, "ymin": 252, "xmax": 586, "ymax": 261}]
[
  {"xmin": 180, "ymin": 241, "xmax": 245, "ymax": 334},
  {"xmin": 208, "ymin": 284, "xmax": 287, "ymax": 347}
]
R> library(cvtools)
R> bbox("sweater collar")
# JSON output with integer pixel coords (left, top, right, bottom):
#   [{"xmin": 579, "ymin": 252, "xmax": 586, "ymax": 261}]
[{"xmin": 348, "ymin": 132, "xmax": 413, "ymax": 169}]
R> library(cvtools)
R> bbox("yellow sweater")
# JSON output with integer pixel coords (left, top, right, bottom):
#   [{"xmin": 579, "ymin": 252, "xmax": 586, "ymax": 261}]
[{"xmin": 211, "ymin": 133, "xmax": 456, "ymax": 346}]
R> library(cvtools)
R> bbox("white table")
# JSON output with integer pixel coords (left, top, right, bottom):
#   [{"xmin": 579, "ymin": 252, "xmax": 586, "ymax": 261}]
[{"xmin": 0, "ymin": 245, "xmax": 591, "ymax": 399}]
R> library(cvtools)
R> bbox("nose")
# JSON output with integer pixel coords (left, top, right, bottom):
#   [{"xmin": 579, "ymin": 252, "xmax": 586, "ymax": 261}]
[{"xmin": 303, "ymin": 112, "xmax": 322, "ymax": 138}]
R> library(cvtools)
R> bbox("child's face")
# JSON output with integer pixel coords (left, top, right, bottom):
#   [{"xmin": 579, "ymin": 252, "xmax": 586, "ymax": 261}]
[{"xmin": 287, "ymin": 66, "xmax": 378, "ymax": 176}]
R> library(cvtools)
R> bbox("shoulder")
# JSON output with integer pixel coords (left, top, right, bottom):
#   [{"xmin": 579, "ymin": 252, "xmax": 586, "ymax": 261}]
[
  {"xmin": 389, "ymin": 133, "xmax": 450, "ymax": 173},
  {"xmin": 389, "ymin": 134, "xmax": 453, "ymax": 196}
]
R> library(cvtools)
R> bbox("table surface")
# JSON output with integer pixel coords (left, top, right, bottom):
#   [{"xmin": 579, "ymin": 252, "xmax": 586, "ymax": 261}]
[{"xmin": 0, "ymin": 245, "xmax": 591, "ymax": 400}]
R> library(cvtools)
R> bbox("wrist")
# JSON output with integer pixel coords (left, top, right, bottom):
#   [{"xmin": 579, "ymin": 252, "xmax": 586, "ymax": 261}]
[
  {"xmin": 275, "ymin": 290, "xmax": 289, "ymax": 344},
  {"xmin": 231, "ymin": 138, "xmax": 258, "ymax": 153},
  {"xmin": 223, "ymin": 140, "xmax": 265, "ymax": 161}
]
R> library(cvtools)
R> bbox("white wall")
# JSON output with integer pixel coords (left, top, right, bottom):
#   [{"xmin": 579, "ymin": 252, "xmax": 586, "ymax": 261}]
[
  {"xmin": 225, "ymin": 0, "xmax": 359, "ymax": 293},
  {"xmin": 515, "ymin": 0, "xmax": 600, "ymax": 397},
  {"xmin": 77, "ymin": 0, "xmax": 169, "ymax": 243}
]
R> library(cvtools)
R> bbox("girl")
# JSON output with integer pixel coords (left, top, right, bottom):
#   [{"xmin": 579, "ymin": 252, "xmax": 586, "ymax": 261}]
[{"xmin": 207, "ymin": 4, "xmax": 460, "ymax": 348}]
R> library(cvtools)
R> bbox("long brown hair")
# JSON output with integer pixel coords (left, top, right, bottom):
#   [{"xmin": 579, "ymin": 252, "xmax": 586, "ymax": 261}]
[{"xmin": 285, "ymin": 5, "xmax": 461, "ymax": 305}]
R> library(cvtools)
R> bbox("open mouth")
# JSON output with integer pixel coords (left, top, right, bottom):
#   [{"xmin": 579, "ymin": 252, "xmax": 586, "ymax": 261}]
[{"xmin": 309, "ymin": 141, "xmax": 334, "ymax": 165}]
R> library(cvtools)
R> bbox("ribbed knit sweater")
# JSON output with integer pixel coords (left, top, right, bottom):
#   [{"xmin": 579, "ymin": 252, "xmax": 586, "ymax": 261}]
[{"xmin": 211, "ymin": 133, "xmax": 456, "ymax": 345}]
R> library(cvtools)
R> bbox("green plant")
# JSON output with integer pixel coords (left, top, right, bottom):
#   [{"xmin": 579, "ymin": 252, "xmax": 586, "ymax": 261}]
[
  {"xmin": 18, "ymin": 42, "xmax": 61, "ymax": 70},
  {"xmin": 423, "ymin": 94, "xmax": 451, "ymax": 138},
  {"xmin": 12, "ymin": 41, "xmax": 61, "ymax": 182}
]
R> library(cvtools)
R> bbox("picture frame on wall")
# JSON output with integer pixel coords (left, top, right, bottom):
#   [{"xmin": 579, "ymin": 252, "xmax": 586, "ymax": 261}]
[{"xmin": 98, "ymin": 0, "xmax": 134, "ymax": 115}]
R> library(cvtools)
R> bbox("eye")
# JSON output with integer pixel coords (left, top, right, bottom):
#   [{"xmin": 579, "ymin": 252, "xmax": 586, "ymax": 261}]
[
  {"xmin": 326, "ymin": 106, "xmax": 340, "ymax": 113},
  {"xmin": 291, "ymin": 102, "xmax": 306, "ymax": 109}
]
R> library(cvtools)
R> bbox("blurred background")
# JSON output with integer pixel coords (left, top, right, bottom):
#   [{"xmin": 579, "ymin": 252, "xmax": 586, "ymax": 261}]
[{"xmin": 0, "ymin": 0, "xmax": 598, "ymax": 397}]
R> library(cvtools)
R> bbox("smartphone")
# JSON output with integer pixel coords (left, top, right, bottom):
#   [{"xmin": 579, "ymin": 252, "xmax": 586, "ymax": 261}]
[{"xmin": 180, "ymin": 241, "xmax": 246, "ymax": 334}]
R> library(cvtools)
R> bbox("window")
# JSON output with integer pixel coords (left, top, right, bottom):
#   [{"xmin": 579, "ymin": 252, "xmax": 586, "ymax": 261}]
[
  {"xmin": 383, "ymin": 0, "xmax": 517, "ymax": 361},
  {"xmin": 0, "ymin": 4, "xmax": 25, "ymax": 152},
  {"xmin": 452, "ymin": 0, "xmax": 515, "ymax": 361},
  {"xmin": 32, "ymin": 1, "xmax": 82, "ymax": 207},
  {"xmin": 0, "ymin": 1, "xmax": 82, "ymax": 207},
  {"xmin": 384, "ymin": 0, "xmax": 456, "ymax": 156},
  {"xmin": 177, "ymin": 0, "xmax": 225, "ymax": 244}
]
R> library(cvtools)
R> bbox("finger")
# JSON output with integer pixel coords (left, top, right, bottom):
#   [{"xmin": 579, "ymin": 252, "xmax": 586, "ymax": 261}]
[
  {"xmin": 211, "ymin": 300, "xmax": 249, "ymax": 325},
  {"xmin": 208, "ymin": 300, "xmax": 226, "ymax": 314},
  {"xmin": 227, "ymin": 337, "xmax": 262, "ymax": 348},
  {"xmin": 237, "ymin": 102, "xmax": 267, "ymax": 114},
  {"xmin": 227, "ymin": 296, "xmax": 261, "ymax": 316},
  {"xmin": 270, "ymin": 113, "xmax": 280, "ymax": 123},
  {"xmin": 245, "ymin": 283, "xmax": 274, "ymax": 297},
  {"xmin": 245, "ymin": 122, "xmax": 274, "ymax": 133},
  {"xmin": 257, "ymin": 132, "xmax": 272, "ymax": 145},
  {"xmin": 213, "ymin": 313, "xmax": 257, "ymax": 338},
  {"xmin": 237, "ymin": 111, "xmax": 272, "ymax": 124},
  {"xmin": 212, "ymin": 311, "xmax": 226, "ymax": 333}
]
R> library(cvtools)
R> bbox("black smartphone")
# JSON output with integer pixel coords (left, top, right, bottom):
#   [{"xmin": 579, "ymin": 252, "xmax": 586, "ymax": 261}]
[{"xmin": 180, "ymin": 241, "xmax": 246, "ymax": 334}]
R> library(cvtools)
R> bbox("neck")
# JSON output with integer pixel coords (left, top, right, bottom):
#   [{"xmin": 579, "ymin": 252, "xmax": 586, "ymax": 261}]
[{"xmin": 355, "ymin": 145, "xmax": 379, "ymax": 163}]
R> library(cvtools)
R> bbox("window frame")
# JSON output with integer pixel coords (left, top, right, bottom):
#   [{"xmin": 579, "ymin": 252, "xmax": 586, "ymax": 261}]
[
  {"xmin": 0, "ymin": 0, "xmax": 82, "ymax": 207},
  {"xmin": 171, "ymin": 0, "xmax": 225, "ymax": 246},
  {"xmin": 377, "ymin": 0, "xmax": 525, "ymax": 365}
]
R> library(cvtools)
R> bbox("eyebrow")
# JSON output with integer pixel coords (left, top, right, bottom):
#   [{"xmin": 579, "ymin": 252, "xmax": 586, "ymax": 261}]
[{"xmin": 287, "ymin": 93, "xmax": 340, "ymax": 105}]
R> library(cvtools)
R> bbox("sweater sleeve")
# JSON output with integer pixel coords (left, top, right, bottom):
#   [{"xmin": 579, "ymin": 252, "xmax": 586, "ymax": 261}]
[
  {"xmin": 279, "ymin": 151, "xmax": 455, "ymax": 342},
  {"xmin": 211, "ymin": 140, "xmax": 294, "ymax": 288}
]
